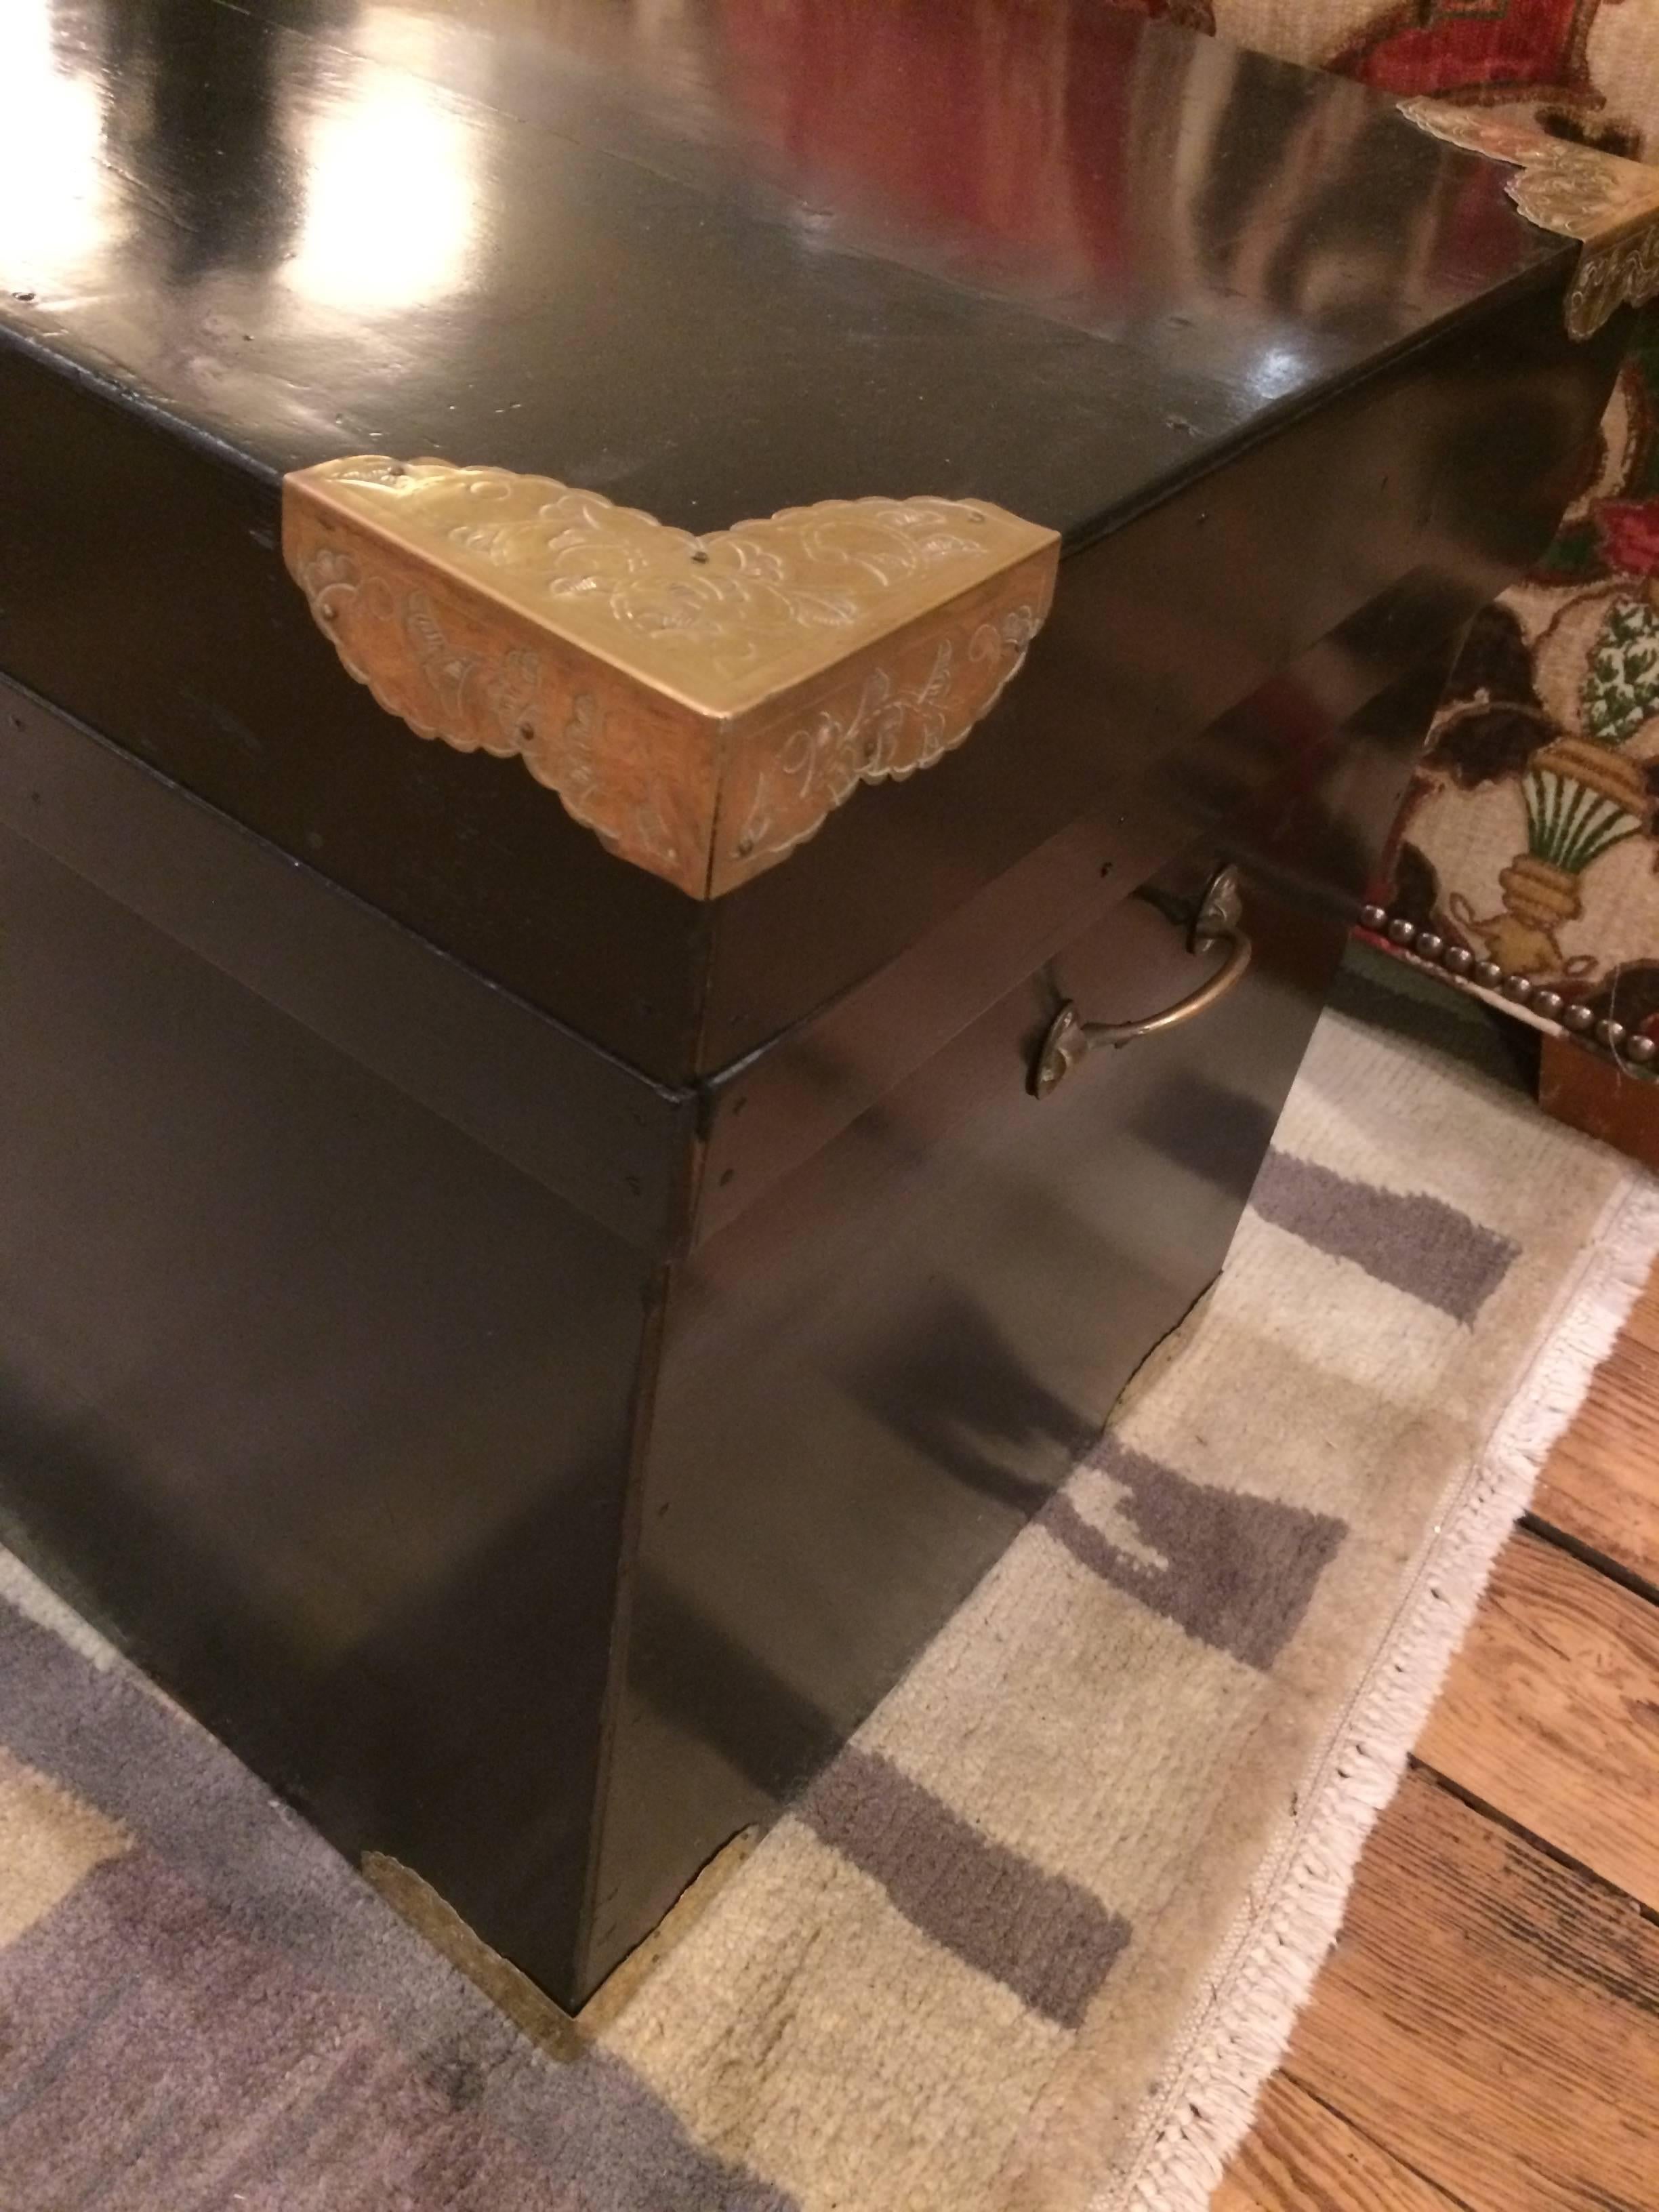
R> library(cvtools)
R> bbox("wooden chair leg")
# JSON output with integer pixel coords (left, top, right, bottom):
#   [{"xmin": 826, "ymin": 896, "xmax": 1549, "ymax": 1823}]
[{"xmin": 1538, "ymin": 1031, "xmax": 1659, "ymax": 1174}]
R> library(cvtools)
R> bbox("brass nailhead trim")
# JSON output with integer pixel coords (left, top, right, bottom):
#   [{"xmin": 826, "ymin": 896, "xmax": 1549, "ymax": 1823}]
[{"xmin": 1359, "ymin": 906, "xmax": 1656, "ymax": 1074}]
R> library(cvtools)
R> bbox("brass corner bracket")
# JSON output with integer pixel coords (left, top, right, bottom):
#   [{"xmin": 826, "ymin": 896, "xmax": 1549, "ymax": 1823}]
[
  {"xmin": 282, "ymin": 457, "xmax": 1059, "ymax": 899},
  {"xmin": 1400, "ymin": 97, "xmax": 1659, "ymax": 339}
]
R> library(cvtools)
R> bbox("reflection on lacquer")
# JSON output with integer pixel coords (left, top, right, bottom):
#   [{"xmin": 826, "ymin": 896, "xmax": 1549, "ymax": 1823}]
[
  {"xmin": 0, "ymin": 5, "xmax": 110, "ymax": 292},
  {"xmin": 1248, "ymin": 344, "xmax": 1313, "ymax": 403},
  {"xmin": 284, "ymin": 6, "xmax": 479, "ymax": 315}
]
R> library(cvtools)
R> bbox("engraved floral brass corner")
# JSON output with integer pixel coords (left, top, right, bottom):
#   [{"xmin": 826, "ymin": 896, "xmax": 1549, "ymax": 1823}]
[
  {"xmin": 1400, "ymin": 98, "xmax": 1659, "ymax": 339},
  {"xmin": 282, "ymin": 457, "xmax": 1059, "ymax": 897}
]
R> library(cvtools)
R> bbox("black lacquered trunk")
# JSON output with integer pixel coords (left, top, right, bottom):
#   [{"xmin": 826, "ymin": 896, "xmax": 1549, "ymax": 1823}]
[{"xmin": 0, "ymin": 0, "xmax": 1628, "ymax": 2001}]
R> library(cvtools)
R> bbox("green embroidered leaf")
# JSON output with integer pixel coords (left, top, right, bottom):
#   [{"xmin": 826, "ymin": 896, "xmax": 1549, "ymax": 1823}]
[
  {"xmin": 1525, "ymin": 771, "xmax": 1639, "ymax": 872},
  {"xmin": 1582, "ymin": 596, "xmax": 1659, "ymax": 745}
]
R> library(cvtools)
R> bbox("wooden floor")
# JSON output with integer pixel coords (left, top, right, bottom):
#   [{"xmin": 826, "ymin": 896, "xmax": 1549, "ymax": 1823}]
[{"xmin": 1218, "ymin": 1260, "xmax": 1659, "ymax": 2212}]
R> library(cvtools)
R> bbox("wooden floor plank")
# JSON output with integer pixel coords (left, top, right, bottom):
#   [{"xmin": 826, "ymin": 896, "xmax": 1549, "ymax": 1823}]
[
  {"xmin": 1220, "ymin": 1259, "xmax": 1659, "ymax": 2211},
  {"xmin": 1282, "ymin": 1771, "xmax": 1659, "ymax": 2211},
  {"xmin": 1414, "ymin": 1528, "xmax": 1659, "ymax": 1912},
  {"xmin": 1531, "ymin": 1271, "xmax": 1659, "ymax": 1597},
  {"xmin": 1213, "ymin": 2076, "xmax": 1465, "ymax": 2212}
]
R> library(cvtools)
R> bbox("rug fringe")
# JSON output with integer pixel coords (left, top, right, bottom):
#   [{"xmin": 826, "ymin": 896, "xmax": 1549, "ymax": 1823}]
[{"xmin": 1105, "ymin": 1169, "xmax": 1659, "ymax": 2212}]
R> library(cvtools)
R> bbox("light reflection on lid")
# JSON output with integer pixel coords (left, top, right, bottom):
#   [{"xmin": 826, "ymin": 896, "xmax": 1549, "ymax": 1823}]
[
  {"xmin": 283, "ymin": 8, "xmax": 480, "ymax": 316},
  {"xmin": 0, "ymin": 6, "xmax": 112, "ymax": 294}
]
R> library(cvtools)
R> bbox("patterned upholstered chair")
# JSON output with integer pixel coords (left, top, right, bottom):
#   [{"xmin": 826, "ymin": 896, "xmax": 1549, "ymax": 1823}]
[{"xmin": 1117, "ymin": 0, "xmax": 1659, "ymax": 1154}]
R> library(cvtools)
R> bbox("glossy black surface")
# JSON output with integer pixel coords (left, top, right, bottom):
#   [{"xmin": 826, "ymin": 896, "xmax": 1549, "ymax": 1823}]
[
  {"xmin": 0, "ymin": 760, "xmax": 652, "ymax": 1997},
  {"xmin": 700, "ymin": 281, "xmax": 1612, "ymax": 1078},
  {"xmin": 0, "ymin": 677, "xmax": 691, "ymax": 1248},
  {"xmin": 0, "ymin": 0, "xmax": 1618, "ymax": 1084},
  {"xmin": 0, "ymin": 0, "xmax": 1570, "ymax": 521}
]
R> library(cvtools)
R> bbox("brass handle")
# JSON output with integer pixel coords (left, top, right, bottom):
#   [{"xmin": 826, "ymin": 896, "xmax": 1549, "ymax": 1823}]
[{"xmin": 1031, "ymin": 865, "xmax": 1252, "ymax": 1099}]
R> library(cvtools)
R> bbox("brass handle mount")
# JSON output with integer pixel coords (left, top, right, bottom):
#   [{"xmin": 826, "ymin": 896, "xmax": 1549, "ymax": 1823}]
[{"xmin": 1030, "ymin": 865, "xmax": 1252, "ymax": 1099}]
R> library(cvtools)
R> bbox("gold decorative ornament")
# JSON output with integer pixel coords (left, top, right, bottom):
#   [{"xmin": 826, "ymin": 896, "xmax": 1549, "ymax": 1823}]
[
  {"xmin": 282, "ymin": 457, "xmax": 1059, "ymax": 897},
  {"xmin": 1399, "ymin": 98, "xmax": 1659, "ymax": 339}
]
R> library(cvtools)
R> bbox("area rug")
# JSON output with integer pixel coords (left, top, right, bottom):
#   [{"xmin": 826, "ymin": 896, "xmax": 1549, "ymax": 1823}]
[{"xmin": 1, "ymin": 948, "xmax": 1655, "ymax": 2212}]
